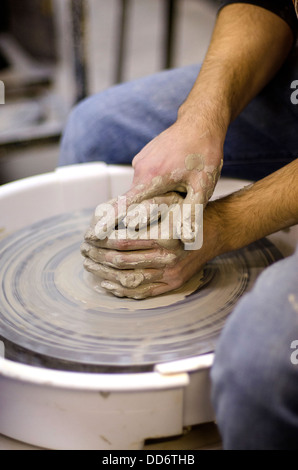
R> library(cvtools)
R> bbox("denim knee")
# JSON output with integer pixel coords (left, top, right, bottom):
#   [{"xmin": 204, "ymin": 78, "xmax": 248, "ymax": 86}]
[
  {"xmin": 59, "ymin": 92, "xmax": 134, "ymax": 166},
  {"xmin": 211, "ymin": 250, "xmax": 298, "ymax": 449}
]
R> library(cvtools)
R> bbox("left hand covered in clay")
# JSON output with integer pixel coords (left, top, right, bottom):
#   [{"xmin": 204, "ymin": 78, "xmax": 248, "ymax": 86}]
[{"xmin": 81, "ymin": 233, "xmax": 205, "ymax": 299}]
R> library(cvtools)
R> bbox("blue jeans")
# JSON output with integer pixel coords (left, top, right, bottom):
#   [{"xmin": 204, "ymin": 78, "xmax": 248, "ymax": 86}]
[
  {"xmin": 59, "ymin": 48, "xmax": 298, "ymax": 449},
  {"xmin": 59, "ymin": 48, "xmax": 298, "ymax": 180},
  {"xmin": 211, "ymin": 248, "xmax": 298, "ymax": 450}
]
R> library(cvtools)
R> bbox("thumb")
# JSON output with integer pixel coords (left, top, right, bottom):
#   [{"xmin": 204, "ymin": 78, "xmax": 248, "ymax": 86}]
[{"xmin": 180, "ymin": 187, "xmax": 204, "ymax": 250}]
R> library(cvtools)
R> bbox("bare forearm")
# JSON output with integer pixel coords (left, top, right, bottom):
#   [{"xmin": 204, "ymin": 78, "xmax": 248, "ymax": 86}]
[
  {"xmin": 178, "ymin": 3, "xmax": 294, "ymax": 139},
  {"xmin": 206, "ymin": 159, "xmax": 298, "ymax": 256}
]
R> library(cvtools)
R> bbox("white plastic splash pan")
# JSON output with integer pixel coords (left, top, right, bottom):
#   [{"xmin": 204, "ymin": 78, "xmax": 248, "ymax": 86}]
[{"xmin": 0, "ymin": 163, "xmax": 296, "ymax": 450}]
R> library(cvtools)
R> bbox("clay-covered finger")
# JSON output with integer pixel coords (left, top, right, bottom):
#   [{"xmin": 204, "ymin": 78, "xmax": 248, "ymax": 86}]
[
  {"xmin": 123, "ymin": 179, "xmax": 178, "ymax": 206},
  {"xmin": 100, "ymin": 279, "xmax": 171, "ymax": 299},
  {"xmin": 81, "ymin": 243, "xmax": 177, "ymax": 269},
  {"xmin": 84, "ymin": 230, "xmax": 158, "ymax": 249},
  {"xmin": 91, "ymin": 188, "xmax": 179, "ymax": 241},
  {"xmin": 181, "ymin": 159, "xmax": 223, "ymax": 248},
  {"xmin": 179, "ymin": 188, "xmax": 204, "ymax": 250},
  {"xmin": 88, "ymin": 191, "xmax": 185, "ymax": 243},
  {"xmin": 89, "ymin": 194, "xmax": 138, "ymax": 241},
  {"xmin": 85, "ymin": 232, "xmax": 181, "ymax": 252},
  {"xmin": 83, "ymin": 258, "xmax": 162, "ymax": 288},
  {"xmin": 81, "ymin": 242, "xmax": 109, "ymax": 263},
  {"xmin": 123, "ymin": 192, "xmax": 184, "ymax": 229}
]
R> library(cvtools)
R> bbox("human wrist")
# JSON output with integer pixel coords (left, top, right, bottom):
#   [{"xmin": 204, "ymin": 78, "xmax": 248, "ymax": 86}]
[
  {"xmin": 205, "ymin": 189, "xmax": 257, "ymax": 256},
  {"xmin": 176, "ymin": 99, "xmax": 229, "ymax": 157},
  {"xmin": 200, "ymin": 201, "xmax": 227, "ymax": 262}
]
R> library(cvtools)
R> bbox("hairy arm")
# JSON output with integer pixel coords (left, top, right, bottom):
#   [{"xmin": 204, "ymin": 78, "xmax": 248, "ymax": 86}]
[
  {"xmin": 125, "ymin": 3, "xmax": 294, "ymax": 226},
  {"xmin": 207, "ymin": 159, "xmax": 298, "ymax": 256},
  {"xmin": 82, "ymin": 4, "xmax": 297, "ymax": 298},
  {"xmin": 177, "ymin": 3, "xmax": 294, "ymax": 137},
  {"xmin": 82, "ymin": 160, "xmax": 298, "ymax": 299}
]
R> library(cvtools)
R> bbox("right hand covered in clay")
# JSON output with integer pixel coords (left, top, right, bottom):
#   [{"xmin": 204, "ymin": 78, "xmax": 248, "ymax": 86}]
[
  {"xmin": 131, "ymin": 121, "xmax": 223, "ymax": 206},
  {"xmin": 81, "ymin": 117, "xmax": 224, "ymax": 297},
  {"xmin": 94, "ymin": 120, "xmax": 224, "ymax": 245}
]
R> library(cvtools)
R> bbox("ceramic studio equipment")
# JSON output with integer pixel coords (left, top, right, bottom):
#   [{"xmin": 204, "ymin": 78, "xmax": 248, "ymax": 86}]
[{"xmin": 0, "ymin": 163, "xmax": 296, "ymax": 450}]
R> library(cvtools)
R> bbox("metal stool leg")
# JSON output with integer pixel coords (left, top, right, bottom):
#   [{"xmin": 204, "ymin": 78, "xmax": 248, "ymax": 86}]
[
  {"xmin": 163, "ymin": 0, "xmax": 178, "ymax": 69},
  {"xmin": 71, "ymin": 0, "xmax": 88, "ymax": 102},
  {"xmin": 114, "ymin": 0, "xmax": 130, "ymax": 84},
  {"xmin": 114, "ymin": 0, "xmax": 178, "ymax": 84}
]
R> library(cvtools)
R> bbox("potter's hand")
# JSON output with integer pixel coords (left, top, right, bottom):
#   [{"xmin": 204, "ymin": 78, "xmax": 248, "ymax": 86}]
[
  {"xmin": 81, "ymin": 192, "xmax": 219, "ymax": 299},
  {"xmin": 81, "ymin": 233, "xmax": 205, "ymax": 300},
  {"xmin": 132, "ymin": 121, "xmax": 223, "ymax": 207},
  {"xmin": 88, "ymin": 157, "xmax": 298, "ymax": 299},
  {"xmin": 81, "ymin": 192, "xmax": 185, "ymax": 298},
  {"xmin": 93, "ymin": 121, "xmax": 223, "ymax": 245}
]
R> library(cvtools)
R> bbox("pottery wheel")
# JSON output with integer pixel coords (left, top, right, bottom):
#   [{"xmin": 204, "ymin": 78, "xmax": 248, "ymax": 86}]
[{"xmin": 0, "ymin": 209, "xmax": 283, "ymax": 372}]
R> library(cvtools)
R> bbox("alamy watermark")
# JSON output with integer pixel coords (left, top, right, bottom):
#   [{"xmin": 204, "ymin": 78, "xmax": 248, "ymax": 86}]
[
  {"xmin": 290, "ymin": 340, "xmax": 298, "ymax": 365},
  {"xmin": 0, "ymin": 81, "xmax": 4, "ymax": 104},
  {"xmin": 290, "ymin": 80, "xmax": 298, "ymax": 104},
  {"xmin": 0, "ymin": 340, "xmax": 5, "ymax": 358},
  {"xmin": 94, "ymin": 196, "xmax": 203, "ymax": 250}
]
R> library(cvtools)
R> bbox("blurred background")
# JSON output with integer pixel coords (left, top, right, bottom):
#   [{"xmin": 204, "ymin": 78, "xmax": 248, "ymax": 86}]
[{"xmin": 0, "ymin": 0, "xmax": 219, "ymax": 185}]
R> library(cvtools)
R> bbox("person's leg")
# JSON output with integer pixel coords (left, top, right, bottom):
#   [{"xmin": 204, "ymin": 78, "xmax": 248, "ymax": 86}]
[
  {"xmin": 59, "ymin": 65, "xmax": 200, "ymax": 166},
  {"xmin": 59, "ymin": 47, "xmax": 298, "ymax": 180},
  {"xmin": 211, "ymin": 248, "xmax": 298, "ymax": 450}
]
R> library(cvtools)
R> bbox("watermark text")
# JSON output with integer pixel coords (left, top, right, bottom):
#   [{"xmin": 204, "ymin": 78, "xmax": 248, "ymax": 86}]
[
  {"xmin": 0, "ymin": 340, "xmax": 5, "ymax": 358},
  {"xmin": 93, "ymin": 197, "xmax": 203, "ymax": 250},
  {"xmin": 290, "ymin": 80, "xmax": 298, "ymax": 104},
  {"xmin": 291, "ymin": 340, "xmax": 298, "ymax": 365},
  {"xmin": 0, "ymin": 81, "xmax": 4, "ymax": 104}
]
